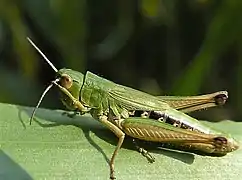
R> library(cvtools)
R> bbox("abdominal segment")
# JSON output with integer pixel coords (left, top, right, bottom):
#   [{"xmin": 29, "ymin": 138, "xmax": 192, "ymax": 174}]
[{"xmin": 129, "ymin": 110, "xmax": 200, "ymax": 132}]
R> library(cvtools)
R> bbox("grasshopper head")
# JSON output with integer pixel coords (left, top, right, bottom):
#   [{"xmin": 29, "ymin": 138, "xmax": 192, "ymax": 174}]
[
  {"xmin": 27, "ymin": 37, "xmax": 85, "ymax": 124},
  {"xmin": 57, "ymin": 68, "xmax": 84, "ymax": 88},
  {"xmin": 56, "ymin": 68, "xmax": 85, "ymax": 110}
]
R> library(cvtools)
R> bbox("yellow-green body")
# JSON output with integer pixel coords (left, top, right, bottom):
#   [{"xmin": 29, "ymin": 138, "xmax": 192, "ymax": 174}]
[
  {"xmin": 28, "ymin": 37, "xmax": 239, "ymax": 180},
  {"xmin": 57, "ymin": 68, "xmax": 238, "ymax": 155}
]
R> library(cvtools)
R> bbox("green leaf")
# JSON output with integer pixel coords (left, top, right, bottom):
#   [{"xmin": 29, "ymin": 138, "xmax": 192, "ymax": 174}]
[{"xmin": 1, "ymin": 102, "xmax": 242, "ymax": 180}]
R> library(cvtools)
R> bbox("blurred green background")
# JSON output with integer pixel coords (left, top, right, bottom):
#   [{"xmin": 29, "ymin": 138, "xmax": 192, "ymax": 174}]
[{"xmin": 0, "ymin": 0, "xmax": 241, "ymax": 121}]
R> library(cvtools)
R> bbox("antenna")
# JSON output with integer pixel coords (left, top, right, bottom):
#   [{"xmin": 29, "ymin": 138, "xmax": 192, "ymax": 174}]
[
  {"xmin": 29, "ymin": 83, "xmax": 53, "ymax": 125},
  {"xmin": 29, "ymin": 79, "xmax": 60, "ymax": 125},
  {"xmin": 27, "ymin": 36, "xmax": 59, "ymax": 124},
  {"xmin": 27, "ymin": 37, "xmax": 58, "ymax": 72}
]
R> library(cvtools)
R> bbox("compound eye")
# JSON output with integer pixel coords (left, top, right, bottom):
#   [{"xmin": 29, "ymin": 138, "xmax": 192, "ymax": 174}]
[{"xmin": 60, "ymin": 74, "xmax": 73, "ymax": 89}]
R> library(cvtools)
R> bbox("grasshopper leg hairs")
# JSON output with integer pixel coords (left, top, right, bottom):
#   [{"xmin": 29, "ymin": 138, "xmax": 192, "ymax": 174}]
[{"xmin": 27, "ymin": 37, "xmax": 239, "ymax": 179}]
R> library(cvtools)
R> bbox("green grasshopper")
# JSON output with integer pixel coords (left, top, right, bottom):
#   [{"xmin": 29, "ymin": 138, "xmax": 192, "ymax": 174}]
[{"xmin": 27, "ymin": 37, "xmax": 239, "ymax": 179}]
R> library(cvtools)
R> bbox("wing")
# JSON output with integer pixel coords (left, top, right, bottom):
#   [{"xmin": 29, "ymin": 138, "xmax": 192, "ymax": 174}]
[{"xmin": 109, "ymin": 84, "xmax": 171, "ymax": 111}]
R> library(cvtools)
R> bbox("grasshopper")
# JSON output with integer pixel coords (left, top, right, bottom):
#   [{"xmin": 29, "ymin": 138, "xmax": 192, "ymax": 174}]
[{"xmin": 27, "ymin": 37, "xmax": 239, "ymax": 179}]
